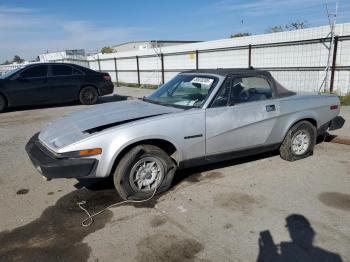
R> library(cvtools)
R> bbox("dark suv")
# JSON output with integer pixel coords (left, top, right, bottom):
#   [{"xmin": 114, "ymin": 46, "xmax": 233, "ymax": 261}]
[{"xmin": 0, "ymin": 62, "xmax": 114, "ymax": 112}]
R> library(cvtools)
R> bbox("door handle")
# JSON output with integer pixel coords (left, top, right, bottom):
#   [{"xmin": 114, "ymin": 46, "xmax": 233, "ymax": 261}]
[{"xmin": 266, "ymin": 104, "xmax": 276, "ymax": 112}]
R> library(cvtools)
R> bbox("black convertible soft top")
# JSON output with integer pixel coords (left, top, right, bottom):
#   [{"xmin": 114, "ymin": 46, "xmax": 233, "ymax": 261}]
[{"xmin": 183, "ymin": 68, "xmax": 296, "ymax": 97}]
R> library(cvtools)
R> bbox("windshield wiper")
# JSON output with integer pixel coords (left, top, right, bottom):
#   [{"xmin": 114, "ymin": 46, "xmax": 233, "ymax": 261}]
[
  {"xmin": 142, "ymin": 97, "xmax": 165, "ymax": 106},
  {"xmin": 142, "ymin": 97, "xmax": 195, "ymax": 110}
]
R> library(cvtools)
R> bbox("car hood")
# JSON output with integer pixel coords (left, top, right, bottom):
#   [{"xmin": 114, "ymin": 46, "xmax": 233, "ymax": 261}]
[{"xmin": 39, "ymin": 99, "xmax": 182, "ymax": 150}]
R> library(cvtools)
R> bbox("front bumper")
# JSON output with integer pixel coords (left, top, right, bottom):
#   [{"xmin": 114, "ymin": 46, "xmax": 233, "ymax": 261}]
[{"xmin": 25, "ymin": 133, "xmax": 98, "ymax": 179}]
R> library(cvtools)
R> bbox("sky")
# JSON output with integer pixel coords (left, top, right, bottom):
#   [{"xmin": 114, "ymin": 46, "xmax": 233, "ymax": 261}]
[{"xmin": 0, "ymin": 0, "xmax": 349, "ymax": 62}]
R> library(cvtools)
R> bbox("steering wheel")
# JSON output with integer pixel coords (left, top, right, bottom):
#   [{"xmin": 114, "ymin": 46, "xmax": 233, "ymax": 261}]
[
  {"xmin": 239, "ymin": 90, "xmax": 249, "ymax": 102},
  {"xmin": 188, "ymin": 93, "xmax": 204, "ymax": 100}
]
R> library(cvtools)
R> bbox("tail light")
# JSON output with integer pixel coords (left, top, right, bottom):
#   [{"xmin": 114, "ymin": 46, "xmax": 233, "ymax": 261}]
[
  {"xmin": 330, "ymin": 105, "xmax": 338, "ymax": 110},
  {"xmin": 102, "ymin": 74, "xmax": 111, "ymax": 81}
]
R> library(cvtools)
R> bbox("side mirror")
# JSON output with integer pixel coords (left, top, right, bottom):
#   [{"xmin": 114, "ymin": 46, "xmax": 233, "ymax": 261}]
[{"xmin": 192, "ymin": 82, "xmax": 201, "ymax": 89}]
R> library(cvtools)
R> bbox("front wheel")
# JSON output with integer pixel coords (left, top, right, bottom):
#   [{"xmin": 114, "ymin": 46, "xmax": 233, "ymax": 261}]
[
  {"xmin": 279, "ymin": 121, "xmax": 316, "ymax": 161},
  {"xmin": 113, "ymin": 145, "xmax": 177, "ymax": 200},
  {"xmin": 79, "ymin": 86, "xmax": 98, "ymax": 105}
]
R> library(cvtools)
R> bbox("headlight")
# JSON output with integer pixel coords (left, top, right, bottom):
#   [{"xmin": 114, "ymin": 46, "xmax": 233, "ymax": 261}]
[{"xmin": 59, "ymin": 148, "xmax": 102, "ymax": 158}]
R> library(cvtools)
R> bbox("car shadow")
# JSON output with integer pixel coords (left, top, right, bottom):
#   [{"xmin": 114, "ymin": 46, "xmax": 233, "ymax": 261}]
[
  {"xmin": 256, "ymin": 214, "xmax": 343, "ymax": 262},
  {"xmin": 72, "ymin": 150, "xmax": 280, "ymax": 211},
  {"xmin": 75, "ymin": 149, "xmax": 280, "ymax": 193},
  {"xmin": 172, "ymin": 150, "xmax": 279, "ymax": 187},
  {"xmin": 1, "ymin": 94, "xmax": 129, "ymax": 114}
]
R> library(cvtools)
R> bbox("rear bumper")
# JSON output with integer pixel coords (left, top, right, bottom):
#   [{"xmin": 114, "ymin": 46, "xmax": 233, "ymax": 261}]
[
  {"xmin": 25, "ymin": 133, "xmax": 98, "ymax": 179},
  {"xmin": 98, "ymin": 82, "xmax": 114, "ymax": 96},
  {"xmin": 317, "ymin": 116, "xmax": 345, "ymax": 135},
  {"xmin": 329, "ymin": 116, "xmax": 345, "ymax": 131}
]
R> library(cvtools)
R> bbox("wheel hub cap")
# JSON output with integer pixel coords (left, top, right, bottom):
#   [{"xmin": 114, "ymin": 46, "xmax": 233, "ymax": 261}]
[
  {"xmin": 129, "ymin": 157, "xmax": 164, "ymax": 192},
  {"xmin": 292, "ymin": 131, "xmax": 310, "ymax": 155},
  {"xmin": 84, "ymin": 90, "xmax": 93, "ymax": 101}
]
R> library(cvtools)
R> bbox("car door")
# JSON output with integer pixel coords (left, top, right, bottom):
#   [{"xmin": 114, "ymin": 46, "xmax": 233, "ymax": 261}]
[
  {"xmin": 205, "ymin": 75, "xmax": 280, "ymax": 155},
  {"xmin": 47, "ymin": 64, "xmax": 83, "ymax": 102},
  {"xmin": 6, "ymin": 65, "xmax": 49, "ymax": 106}
]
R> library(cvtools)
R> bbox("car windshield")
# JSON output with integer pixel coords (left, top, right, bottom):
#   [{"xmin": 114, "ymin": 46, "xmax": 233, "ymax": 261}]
[
  {"xmin": 0, "ymin": 67, "xmax": 24, "ymax": 79},
  {"xmin": 145, "ymin": 74, "xmax": 217, "ymax": 109}
]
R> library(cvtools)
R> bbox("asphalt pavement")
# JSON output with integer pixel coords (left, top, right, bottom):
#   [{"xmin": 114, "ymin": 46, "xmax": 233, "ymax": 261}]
[{"xmin": 0, "ymin": 86, "xmax": 349, "ymax": 262}]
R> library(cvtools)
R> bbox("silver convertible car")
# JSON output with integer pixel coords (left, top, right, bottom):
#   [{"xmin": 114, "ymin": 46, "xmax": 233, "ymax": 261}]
[{"xmin": 26, "ymin": 69, "xmax": 344, "ymax": 200}]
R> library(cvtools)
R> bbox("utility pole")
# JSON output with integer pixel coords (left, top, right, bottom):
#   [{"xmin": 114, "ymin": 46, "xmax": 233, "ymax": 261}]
[{"xmin": 319, "ymin": 0, "xmax": 338, "ymax": 93}]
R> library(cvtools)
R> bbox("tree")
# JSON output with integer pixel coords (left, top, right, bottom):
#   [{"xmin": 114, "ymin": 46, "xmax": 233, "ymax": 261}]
[
  {"xmin": 12, "ymin": 55, "xmax": 24, "ymax": 64},
  {"xmin": 285, "ymin": 20, "xmax": 309, "ymax": 30},
  {"xmin": 265, "ymin": 26, "xmax": 284, "ymax": 33},
  {"xmin": 265, "ymin": 20, "xmax": 309, "ymax": 34},
  {"xmin": 230, "ymin": 32, "xmax": 252, "ymax": 38},
  {"xmin": 101, "ymin": 46, "xmax": 114, "ymax": 54}
]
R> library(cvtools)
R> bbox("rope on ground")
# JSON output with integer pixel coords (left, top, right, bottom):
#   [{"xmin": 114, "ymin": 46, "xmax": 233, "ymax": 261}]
[{"xmin": 77, "ymin": 187, "xmax": 158, "ymax": 227}]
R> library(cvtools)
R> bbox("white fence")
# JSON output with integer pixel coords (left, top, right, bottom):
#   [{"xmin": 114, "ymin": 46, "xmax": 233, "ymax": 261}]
[
  {"xmin": 0, "ymin": 64, "xmax": 24, "ymax": 75},
  {"xmin": 87, "ymin": 23, "xmax": 350, "ymax": 95},
  {"xmin": 1, "ymin": 23, "xmax": 349, "ymax": 94}
]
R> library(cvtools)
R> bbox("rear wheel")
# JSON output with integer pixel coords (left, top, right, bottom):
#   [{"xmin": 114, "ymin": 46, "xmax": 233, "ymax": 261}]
[
  {"xmin": 113, "ymin": 145, "xmax": 177, "ymax": 200},
  {"xmin": 279, "ymin": 121, "xmax": 316, "ymax": 161},
  {"xmin": 0, "ymin": 94, "xmax": 7, "ymax": 113},
  {"xmin": 79, "ymin": 86, "xmax": 98, "ymax": 105}
]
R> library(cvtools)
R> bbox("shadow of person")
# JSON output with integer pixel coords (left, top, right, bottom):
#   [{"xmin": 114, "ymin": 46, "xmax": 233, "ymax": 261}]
[{"xmin": 257, "ymin": 214, "xmax": 343, "ymax": 262}]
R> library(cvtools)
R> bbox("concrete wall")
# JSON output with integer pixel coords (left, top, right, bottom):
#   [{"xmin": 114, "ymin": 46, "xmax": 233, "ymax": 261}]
[{"xmin": 88, "ymin": 23, "xmax": 350, "ymax": 94}]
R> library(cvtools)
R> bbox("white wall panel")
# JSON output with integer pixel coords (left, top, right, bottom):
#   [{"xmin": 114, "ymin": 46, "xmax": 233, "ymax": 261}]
[
  {"xmin": 140, "ymin": 71, "xmax": 162, "ymax": 85},
  {"xmin": 334, "ymin": 71, "xmax": 350, "ymax": 95},
  {"xmin": 139, "ymin": 56, "xmax": 161, "ymax": 70},
  {"xmin": 164, "ymin": 71, "xmax": 179, "ymax": 82},
  {"xmin": 88, "ymin": 61, "xmax": 99, "ymax": 71},
  {"xmin": 164, "ymin": 54, "xmax": 196, "ymax": 70},
  {"xmin": 100, "ymin": 59, "xmax": 115, "ymax": 71},
  {"xmin": 271, "ymin": 71, "xmax": 322, "ymax": 93},
  {"xmin": 337, "ymin": 40, "xmax": 350, "ymax": 67},
  {"xmin": 199, "ymin": 49, "xmax": 247, "ymax": 69},
  {"xmin": 117, "ymin": 72, "xmax": 138, "ymax": 84},
  {"xmin": 252, "ymin": 43, "xmax": 329, "ymax": 68},
  {"xmin": 116, "ymin": 58, "xmax": 137, "ymax": 70},
  {"xmin": 109, "ymin": 72, "xmax": 117, "ymax": 82}
]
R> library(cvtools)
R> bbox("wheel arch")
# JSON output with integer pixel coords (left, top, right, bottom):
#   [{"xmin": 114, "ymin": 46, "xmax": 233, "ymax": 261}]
[
  {"xmin": 0, "ymin": 91, "xmax": 9, "ymax": 107},
  {"xmin": 282, "ymin": 115, "xmax": 318, "ymax": 141},
  {"xmin": 108, "ymin": 138, "xmax": 181, "ymax": 177}
]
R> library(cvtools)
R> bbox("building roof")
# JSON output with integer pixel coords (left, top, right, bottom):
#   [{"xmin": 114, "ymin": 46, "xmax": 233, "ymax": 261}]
[{"xmin": 112, "ymin": 40, "xmax": 202, "ymax": 48}]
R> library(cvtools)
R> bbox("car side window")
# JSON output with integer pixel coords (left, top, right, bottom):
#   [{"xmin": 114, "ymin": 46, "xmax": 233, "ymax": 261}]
[
  {"xmin": 52, "ymin": 65, "xmax": 73, "ymax": 76},
  {"xmin": 72, "ymin": 67, "xmax": 83, "ymax": 75},
  {"xmin": 20, "ymin": 65, "xmax": 47, "ymax": 78},
  {"xmin": 211, "ymin": 77, "xmax": 232, "ymax": 108},
  {"xmin": 231, "ymin": 76, "xmax": 273, "ymax": 104}
]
